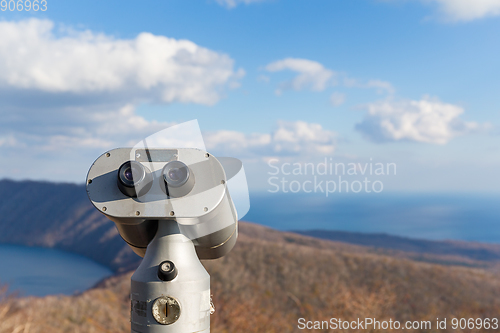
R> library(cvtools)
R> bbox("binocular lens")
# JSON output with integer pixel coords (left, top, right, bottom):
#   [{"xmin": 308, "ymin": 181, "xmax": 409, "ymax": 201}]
[
  {"xmin": 163, "ymin": 161, "xmax": 190, "ymax": 188},
  {"xmin": 124, "ymin": 168, "xmax": 134, "ymax": 182},
  {"xmin": 168, "ymin": 168, "xmax": 183, "ymax": 181},
  {"xmin": 119, "ymin": 161, "xmax": 145, "ymax": 187},
  {"xmin": 162, "ymin": 160, "xmax": 194, "ymax": 198},
  {"xmin": 118, "ymin": 161, "xmax": 153, "ymax": 197}
]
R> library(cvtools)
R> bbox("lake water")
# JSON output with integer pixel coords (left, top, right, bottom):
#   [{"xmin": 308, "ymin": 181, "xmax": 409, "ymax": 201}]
[
  {"xmin": 246, "ymin": 192, "xmax": 500, "ymax": 243},
  {"xmin": 0, "ymin": 244, "xmax": 112, "ymax": 297}
]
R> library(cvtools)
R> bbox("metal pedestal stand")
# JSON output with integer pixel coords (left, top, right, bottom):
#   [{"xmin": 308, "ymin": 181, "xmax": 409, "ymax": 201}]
[{"xmin": 130, "ymin": 221, "xmax": 211, "ymax": 333}]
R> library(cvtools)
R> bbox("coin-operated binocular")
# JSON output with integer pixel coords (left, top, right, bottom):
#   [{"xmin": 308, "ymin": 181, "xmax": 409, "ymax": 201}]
[{"xmin": 86, "ymin": 146, "xmax": 247, "ymax": 333}]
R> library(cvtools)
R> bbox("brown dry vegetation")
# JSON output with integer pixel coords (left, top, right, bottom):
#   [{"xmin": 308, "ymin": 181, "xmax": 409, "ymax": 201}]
[{"xmin": 1, "ymin": 222, "xmax": 500, "ymax": 333}]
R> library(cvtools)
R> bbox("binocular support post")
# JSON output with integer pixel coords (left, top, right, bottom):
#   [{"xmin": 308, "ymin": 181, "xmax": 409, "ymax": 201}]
[{"xmin": 130, "ymin": 221, "xmax": 211, "ymax": 333}]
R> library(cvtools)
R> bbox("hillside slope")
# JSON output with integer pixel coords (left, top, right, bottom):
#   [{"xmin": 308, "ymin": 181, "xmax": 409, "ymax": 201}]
[{"xmin": 1, "ymin": 222, "xmax": 500, "ymax": 333}]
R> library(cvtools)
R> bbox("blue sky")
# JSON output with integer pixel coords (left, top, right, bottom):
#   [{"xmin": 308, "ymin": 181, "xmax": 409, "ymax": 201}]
[{"xmin": 0, "ymin": 0, "xmax": 499, "ymax": 193}]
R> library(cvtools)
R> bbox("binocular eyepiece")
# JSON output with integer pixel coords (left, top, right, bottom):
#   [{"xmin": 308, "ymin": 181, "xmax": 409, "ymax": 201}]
[
  {"xmin": 117, "ymin": 161, "xmax": 153, "ymax": 197},
  {"xmin": 87, "ymin": 148, "xmax": 239, "ymax": 260},
  {"xmin": 117, "ymin": 160, "xmax": 195, "ymax": 199}
]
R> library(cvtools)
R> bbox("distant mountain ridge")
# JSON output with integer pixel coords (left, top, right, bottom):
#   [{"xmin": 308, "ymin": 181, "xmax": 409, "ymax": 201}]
[
  {"xmin": 1, "ymin": 179, "xmax": 499, "ymax": 273},
  {"xmin": 294, "ymin": 229, "xmax": 500, "ymax": 263}
]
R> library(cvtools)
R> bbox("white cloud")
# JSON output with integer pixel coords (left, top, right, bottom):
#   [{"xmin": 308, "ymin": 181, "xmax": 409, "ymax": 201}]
[
  {"xmin": 344, "ymin": 77, "xmax": 395, "ymax": 95},
  {"xmin": 0, "ymin": 102, "xmax": 178, "ymax": 182},
  {"xmin": 217, "ymin": 0, "xmax": 500, "ymax": 21},
  {"xmin": 0, "ymin": 19, "xmax": 246, "ymax": 182},
  {"xmin": 0, "ymin": 19, "xmax": 243, "ymax": 105},
  {"xmin": 424, "ymin": 0, "xmax": 500, "ymax": 21},
  {"xmin": 265, "ymin": 58, "xmax": 335, "ymax": 95},
  {"xmin": 257, "ymin": 74, "xmax": 271, "ymax": 83},
  {"xmin": 205, "ymin": 120, "xmax": 337, "ymax": 156},
  {"xmin": 355, "ymin": 97, "xmax": 484, "ymax": 144},
  {"xmin": 0, "ymin": 135, "xmax": 22, "ymax": 148},
  {"xmin": 215, "ymin": 0, "xmax": 268, "ymax": 8},
  {"xmin": 330, "ymin": 92, "xmax": 346, "ymax": 107},
  {"xmin": 1, "ymin": 104, "xmax": 174, "ymax": 152},
  {"xmin": 365, "ymin": 80, "xmax": 395, "ymax": 94},
  {"xmin": 264, "ymin": 57, "xmax": 394, "ymax": 99}
]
